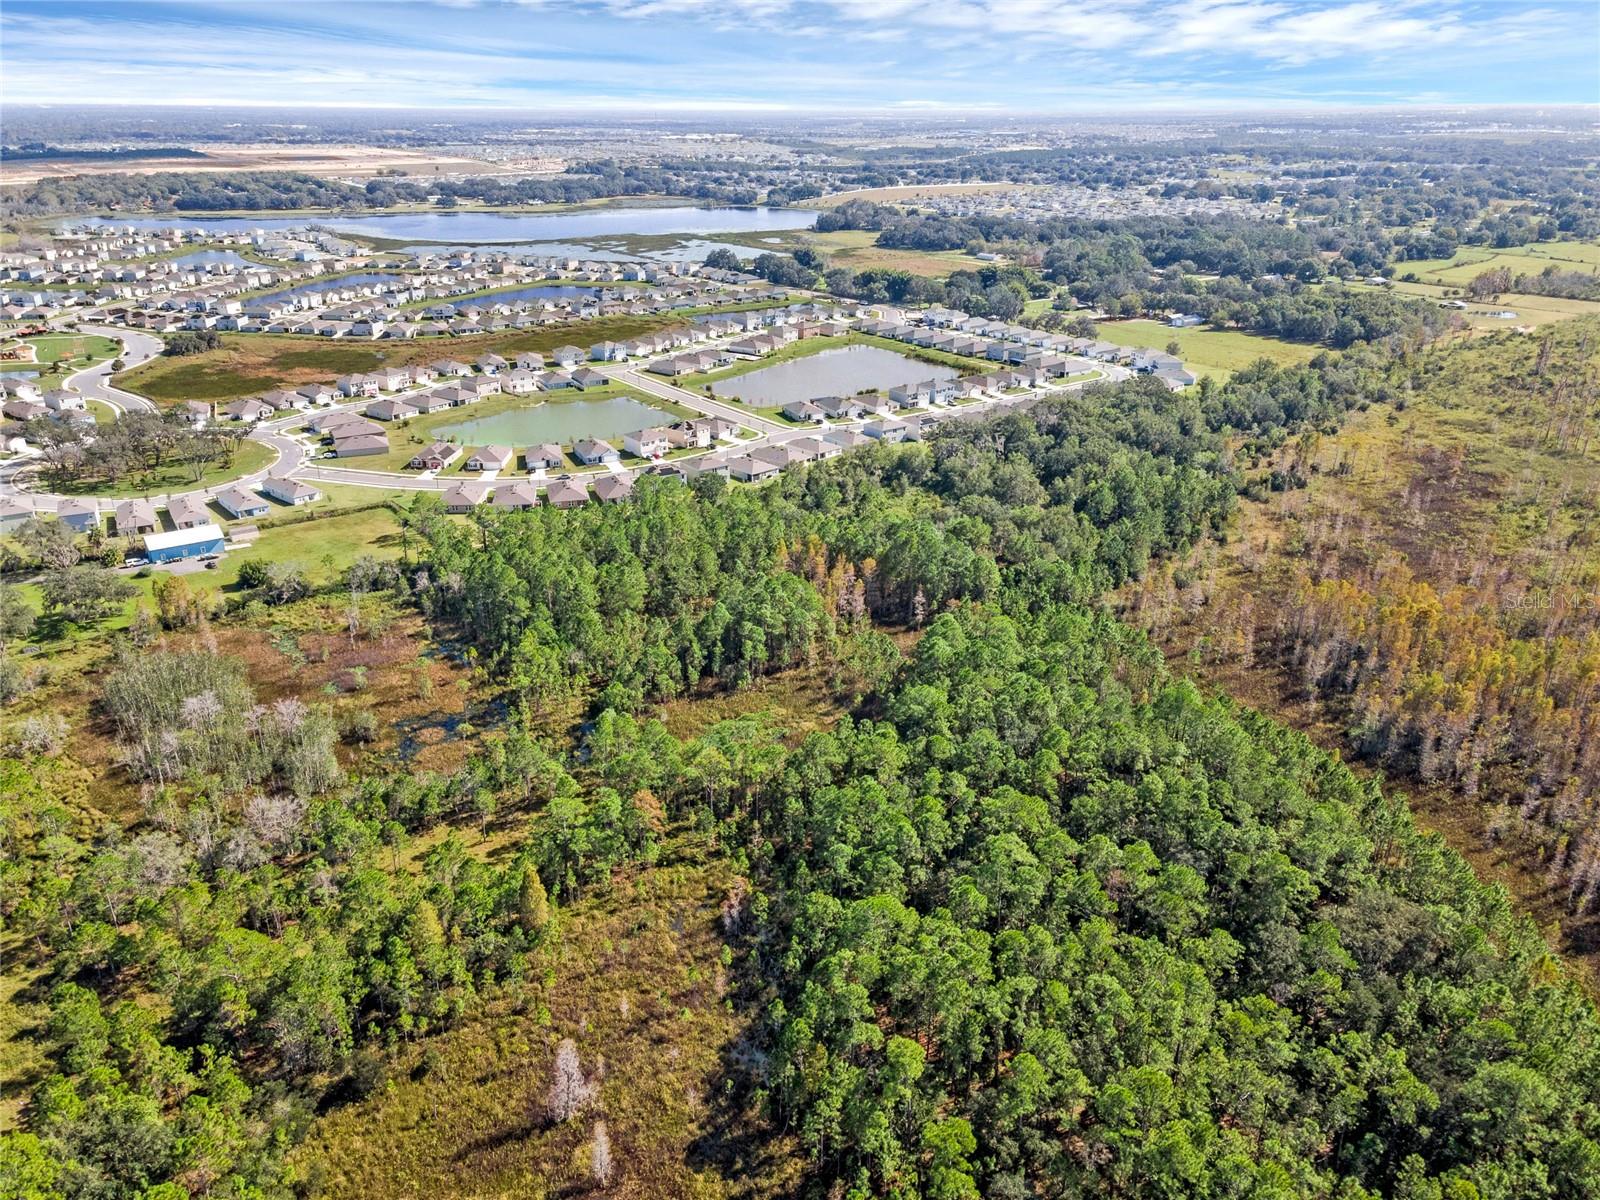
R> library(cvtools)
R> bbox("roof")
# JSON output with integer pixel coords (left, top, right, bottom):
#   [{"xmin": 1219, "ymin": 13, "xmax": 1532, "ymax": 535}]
[
  {"xmin": 145, "ymin": 522, "xmax": 224, "ymax": 552},
  {"xmin": 263, "ymin": 476, "xmax": 318, "ymax": 498}
]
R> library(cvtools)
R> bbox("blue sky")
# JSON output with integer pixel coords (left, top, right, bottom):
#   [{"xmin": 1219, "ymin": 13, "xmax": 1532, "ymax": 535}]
[{"xmin": 2, "ymin": 0, "xmax": 1597, "ymax": 112}]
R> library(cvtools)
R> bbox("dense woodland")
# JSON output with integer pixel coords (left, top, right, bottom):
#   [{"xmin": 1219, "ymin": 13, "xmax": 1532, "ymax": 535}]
[{"xmin": 4, "ymin": 332, "xmax": 1599, "ymax": 1199}]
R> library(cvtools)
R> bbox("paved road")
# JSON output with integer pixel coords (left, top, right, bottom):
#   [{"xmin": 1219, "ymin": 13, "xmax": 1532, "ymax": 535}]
[
  {"xmin": 2, "ymin": 327, "xmax": 1130, "ymax": 511},
  {"xmin": 63, "ymin": 326, "xmax": 163, "ymax": 415},
  {"xmin": 612, "ymin": 366, "xmax": 787, "ymax": 436}
]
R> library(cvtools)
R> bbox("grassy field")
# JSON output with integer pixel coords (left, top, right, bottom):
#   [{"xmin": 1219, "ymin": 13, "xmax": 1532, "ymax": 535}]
[
  {"xmin": 330, "ymin": 383, "xmax": 687, "ymax": 474},
  {"xmin": 115, "ymin": 317, "xmax": 694, "ymax": 406},
  {"xmin": 50, "ymin": 437, "xmax": 277, "ymax": 498},
  {"xmin": 293, "ymin": 839, "xmax": 803, "ymax": 1200},
  {"xmin": 1392, "ymin": 239, "xmax": 1600, "ymax": 288},
  {"xmin": 20, "ymin": 333, "xmax": 122, "ymax": 366},
  {"xmin": 1358, "ymin": 278, "xmax": 1600, "ymax": 330},
  {"xmin": 1095, "ymin": 319, "xmax": 1323, "ymax": 380}
]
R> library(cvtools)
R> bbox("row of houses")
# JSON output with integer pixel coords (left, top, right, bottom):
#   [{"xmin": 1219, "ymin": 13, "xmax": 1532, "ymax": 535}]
[
  {"xmin": 439, "ymin": 473, "xmax": 636, "ymax": 512},
  {"xmin": 411, "ymin": 416, "xmax": 739, "ymax": 474},
  {"xmin": 0, "ymin": 475, "xmax": 322, "ymax": 541}
]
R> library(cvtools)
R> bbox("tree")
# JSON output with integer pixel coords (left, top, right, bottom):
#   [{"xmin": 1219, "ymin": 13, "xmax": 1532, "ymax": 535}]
[
  {"xmin": 703, "ymin": 247, "xmax": 742, "ymax": 271},
  {"xmin": 15, "ymin": 517, "xmax": 81, "ymax": 570},
  {"xmin": 0, "ymin": 586, "xmax": 37, "ymax": 653},
  {"xmin": 517, "ymin": 864, "xmax": 551, "ymax": 936},
  {"xmin": 546, "ymin": 1038, "xmax": 595, "ymax": 1123},
  {"xmin": 590, "ymin": 1120, "xmax": 614, "ymax": 1186},
  {"xmin": 39, "ymin": 566, "xmax": 136, "ymax": 627}
]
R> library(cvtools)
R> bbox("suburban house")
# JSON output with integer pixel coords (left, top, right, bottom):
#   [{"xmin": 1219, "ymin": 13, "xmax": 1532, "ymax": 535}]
[
  {"xmin": 814, "ymin": 395, "xmax": 866, "ymax": 420},
  {"xmin": 167, "ymin": 494, "xmax": 212, "ymax": 529},
  {"xmin": 409, "ymin": 441, "xmax": 459, "ymax": 470},
  {"xmin": 864, "ymin": 419, "xmax": 910, "ymax": 443},
  {"xmin": 333, "ymin": 433, "xmax": 389, "ymax": 458},
  {"xmin": 114, "ymin": 498, "xmax": 159, "ymax": 537},
  {"xmin": 782, "ymin": 400, "xmax": 825, "ymax": 423},
  {"xmin": 501, "ymin": 369, "xmax": 540, "ymax": 394},
  {"xmin": 476, "ymin": 353, "xmax": 508, "ymax": 375},
  {"xmin": 261, "ymin": 477, "xmax": 321, "ymax": 505},
  {"xmin": 593, "ymin": 474, "xmax": 633, "ymax": 503},
  {"xmin": 297, "ymin": 384, "xmax": 338, "ymax": 406},
  {"xmin": 0, "ymin": 499, "xmax": 31, "ymax": 535},
  {"xmin": 318, "ymin": 415, "xmax": 385, "ymax": 440},
  {"xmin": 827, "ymin": 429, "xmax": 871, "ymax": 451},
  {"xmin": 523, "ymin": 443, "xmax": 565, "ymax": 471},
  {"xmin": 432, "ymin": 359, "xmax": 473, "ymax": 377},
  {"xmin": 569, "ymin": 367, "xmax": 608, "ymax": 390},
  {"xmin": 43, "ymin": 389, "xmax": 86, "ymax": 413},
  {"xmin": 56, "ymin": 498, "xmax": 101, "ymax": 532},
  {"xmin": 572, "ymin": 438, "xmax": 620, "ymax": 466},
  {"xmin": 515, "ymin": 352, "xmax": 545, "ymax": 370},
  {"xmin": 465, "ymin": 444, "xmax": 514, "ymax": 472},
  {"xmin": 337, "ymin": 374, "xmax": 381, "ymax": 398},
  {"xmin": 544, "ymin": 478, "xmax": 589, "ymax": 508},
  {"xmin": 665, "ymin": 421, "xmax": 712, "ymax": 449},
  {"xmin": 491, "ymin": 481, "xmax": 540, "ymax": 509},
  {"xmin": 621, "ymin": 427, "xmax": 670, "ymax": 458},
  {"xmin": 366, "ymin": 398, "xmax": 418, "ymax": 421},
  {"xmin": 442, "ymin": 481, "xmax": 491, "ymax": 512},
  {"xmin": 215, "ymin": 485, "xmax": 270, "ymax": 519},
  {"xmin": 143, "ymin": 523, "xmax": 225, "ymax": 565},
  {"xmin": 726, "ymin": 455, "xmax": 780, "ymax": 483},
  {"xmin": 222, "ymin": 398, "xmax": 273, "ymax": 422},
  {"xmin": 550, "ymin": 345, "xmax": 584, "ymax": 367},
  {"xmin": 686, "ymin": 454, "xmax": 730, "ymax": 479}
]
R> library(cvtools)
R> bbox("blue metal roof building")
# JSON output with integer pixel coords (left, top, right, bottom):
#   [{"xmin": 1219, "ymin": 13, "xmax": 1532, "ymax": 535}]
[{"xmin": 144, "ymin": 522, "xmax": 225, "ymax": 564}]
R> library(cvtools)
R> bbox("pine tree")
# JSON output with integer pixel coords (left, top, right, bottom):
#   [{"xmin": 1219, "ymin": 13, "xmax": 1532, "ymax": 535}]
[{"xmin": 518, "ymin": 864, "xmax": 551, "ymax": 936}]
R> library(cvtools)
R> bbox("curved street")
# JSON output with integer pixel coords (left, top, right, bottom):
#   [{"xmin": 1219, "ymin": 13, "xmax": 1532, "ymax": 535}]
[{"xmin": 2, "ymin": 326, "xmax": 1130, "ymax": 517}]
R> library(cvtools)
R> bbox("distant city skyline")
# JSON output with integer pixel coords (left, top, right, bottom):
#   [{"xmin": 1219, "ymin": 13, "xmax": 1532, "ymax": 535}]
[{"xmin": 2, "ymin": 0, "xmax": 1597, "ymax": 113}]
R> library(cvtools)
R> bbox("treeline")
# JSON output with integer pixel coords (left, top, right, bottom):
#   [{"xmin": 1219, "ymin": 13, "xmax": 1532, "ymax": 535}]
[
  {"xmin": 1, "ymin": 162, "xmax": 791, "ymax": 217},
  {"xmin": 16, "ymin": 409, "xmax": 246, "ymax": 491},
  {"xmin": 415, "ymin": 376, "xmax": 1241, "ymax": 709}
]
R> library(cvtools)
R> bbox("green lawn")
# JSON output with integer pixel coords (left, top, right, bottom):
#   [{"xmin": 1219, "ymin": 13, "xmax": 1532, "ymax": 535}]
[
  {"xmin": 50, "ymin": 438, "xmax": 277, "ymax": 498},
  {"xmin": 1094, "ymin": 320, "xmax": 1322, "ymax": 381},
  {"xmin": 14, "ymin": 333, "xmax": 121, "ymax": 367},
  {"xmin": 1392, "ymin": 240, "xmax": 1600, "ymax": 289},
  {"xmin": 87, "ymin": 399, "xmax": 118, "ymax": 425},
  {"xmin": 1358, "ymin": 279, "xmax": 1600, "ymax": 330},
  {"xmin": 215, "ymin": 504, "xmax": 404, "ymax": 588}
]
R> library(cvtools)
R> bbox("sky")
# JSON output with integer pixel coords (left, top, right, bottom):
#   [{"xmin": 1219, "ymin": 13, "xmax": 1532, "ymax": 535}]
[{"xmin": 1, "ymin": 0, "xmax": 1597, "ymax": 113}]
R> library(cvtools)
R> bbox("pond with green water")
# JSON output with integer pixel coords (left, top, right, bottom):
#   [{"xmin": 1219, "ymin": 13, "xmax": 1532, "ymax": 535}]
[{"xmin": 436, "ymin": 396, "xmax": 670, "ymax": 445}]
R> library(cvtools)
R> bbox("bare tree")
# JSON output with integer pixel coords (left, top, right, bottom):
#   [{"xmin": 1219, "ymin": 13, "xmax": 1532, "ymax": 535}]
[
  {"xmin": 590, "ymin": 1120, "xmax": 613, "ymax": 1187},
  {"xmin": 546, "ymin": 1038, "xmax": 595, "ymax": 1123}
]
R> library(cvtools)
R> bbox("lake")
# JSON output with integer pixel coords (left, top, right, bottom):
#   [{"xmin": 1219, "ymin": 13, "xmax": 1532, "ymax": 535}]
[
  {"xmin": 437, "ymin": 396, "xmax": 669, "ymax": 447},
  {"xmin": 445, "ymin": 284, "xmax": 599, "ymax": 306},
  {"xmin": 252, "ymin": 271, "xmax": 406, "ymax": 306},
  {"xmin": 165, "ymin": 249, "xmax": 259, "ymax": 269},
  {"xmin": 711, "ymin": 345, "xmax": 959, "ymax": 407},
  {"xmin": 64, "ymin": 205, "xmax": 817, "ymax": 246}
]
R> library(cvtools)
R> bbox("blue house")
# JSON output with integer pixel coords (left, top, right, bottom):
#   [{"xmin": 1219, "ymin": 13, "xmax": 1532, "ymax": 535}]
[{"xmin": 144, "ymin": 522, "xmax": 225, "ymax": 564}]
